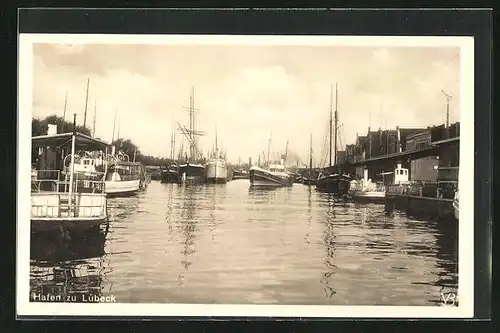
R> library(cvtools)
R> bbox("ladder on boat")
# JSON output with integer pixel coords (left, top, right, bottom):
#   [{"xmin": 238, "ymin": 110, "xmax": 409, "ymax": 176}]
[{"xmin": 59, "ymin": 194, "xmax": 76, "ymax": 217}]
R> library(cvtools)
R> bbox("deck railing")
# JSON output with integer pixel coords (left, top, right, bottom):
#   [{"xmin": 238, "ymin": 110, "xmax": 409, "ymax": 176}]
[
  {"xmin": 31, "ymin": 198, "xmax": 106, "ymax": 219},
  {"xmin": 386, "ymin": 181, "xmax": 457, "ymax": 199},
  {"xmin": 31, "ymin": 170, "xmax": 106, "ymax": 195}
]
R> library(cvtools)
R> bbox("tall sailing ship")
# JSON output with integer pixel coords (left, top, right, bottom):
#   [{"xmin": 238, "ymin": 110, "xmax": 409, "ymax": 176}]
[
  {"xmin": 316, "ymin": 83, "xmax": 352, "ymax": 194},
  {"xmin": 205, "ymin": 126, "xmax": 228, "ymax": 184},
  {"xmin": 177, "ymin": 86, "xmax": 206, "ymax": 185}
]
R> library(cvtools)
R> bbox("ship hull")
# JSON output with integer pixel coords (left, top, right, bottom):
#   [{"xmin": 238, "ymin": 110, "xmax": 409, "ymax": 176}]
[
  {"xmin": 316, "ymin": 174, "xmax": 352, "ymax": 195},
  {"xmin": 205, "ymin": 160, "xmax": 228, "ymax": 184},
  {"xmin": 179, "ymin": 164, "xmax": 206, "ymax": 185},
  {"xmin": 351, "ymin": 191, "xmax": 386, "ymax": 204},
  {"xmin": 161, "ymin": 168, "xmax": 180, "ymax": 183},
  {"xmin": 302, "ymin": 178, "xmax": 317, "ymax": 186},
  {"xmin": 31, "ymin": 216, "xmax": 107, "ymax": 233},
  {"xmin": 105, "ymin": 179, "xmax": 140, "ymax": 197},
  {"xmin": 249, "ymin": 167, "xmax": 294, "ymax": 187}
]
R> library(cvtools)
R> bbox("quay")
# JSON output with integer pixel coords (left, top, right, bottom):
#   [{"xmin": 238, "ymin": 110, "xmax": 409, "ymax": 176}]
[{"xmin": 302, "ymin": 122, "xmax": 460, "ymax": 221}]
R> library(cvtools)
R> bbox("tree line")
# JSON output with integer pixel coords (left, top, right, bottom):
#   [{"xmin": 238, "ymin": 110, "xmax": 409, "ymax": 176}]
[{"xmin": 33, "ymin": 115, "xmax": 252, "ymax": 168}]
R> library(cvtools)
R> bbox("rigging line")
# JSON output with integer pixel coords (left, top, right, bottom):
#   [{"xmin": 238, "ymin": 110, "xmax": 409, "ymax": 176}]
[{"xmin": 320, "ymin": 120, "xmax": 330, "ymax": 167}]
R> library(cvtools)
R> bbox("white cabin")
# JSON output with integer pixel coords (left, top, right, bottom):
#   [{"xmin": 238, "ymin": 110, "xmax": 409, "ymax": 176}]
[
  {"xmin": 268, "ymin": 164, "xmax": 286, "ymax": 173},
  {"xmin": 74, "ymin": 157, "xmax": 98, "ymax": 173},
  {"xmin": 393, "ymin": 163, "xmax": 409, "ymax": 184}
]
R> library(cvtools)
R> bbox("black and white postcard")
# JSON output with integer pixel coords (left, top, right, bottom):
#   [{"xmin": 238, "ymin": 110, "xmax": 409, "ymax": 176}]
[{"xmin": 17, "ymin": 34, "xmax": 474, "ymax": 318}]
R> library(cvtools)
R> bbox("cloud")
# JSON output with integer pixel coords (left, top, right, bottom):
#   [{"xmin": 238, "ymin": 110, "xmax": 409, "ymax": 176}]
[{"xmin": 31, "ymin": 43, "xmax": 461, "ymax": 165}]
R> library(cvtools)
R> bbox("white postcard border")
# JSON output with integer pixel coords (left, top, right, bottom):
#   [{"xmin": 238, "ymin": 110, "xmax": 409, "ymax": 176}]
[{"xmin": 17, "ymin": 34, "xmax": 475, "ymax": 318}]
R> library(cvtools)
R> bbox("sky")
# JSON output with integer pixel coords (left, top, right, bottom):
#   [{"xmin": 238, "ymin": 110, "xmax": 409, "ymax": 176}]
[{"xmin": 32, "ymin": 42, "xmax": 460, "ymax": 165}]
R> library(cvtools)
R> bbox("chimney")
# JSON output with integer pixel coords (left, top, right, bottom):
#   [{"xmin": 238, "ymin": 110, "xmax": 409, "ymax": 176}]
[{"xmin": 396, "ymin": 126, "xmax": 401, "ymax": 153}]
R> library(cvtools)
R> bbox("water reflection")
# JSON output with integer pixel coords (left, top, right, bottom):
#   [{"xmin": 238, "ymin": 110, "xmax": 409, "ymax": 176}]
[
  {"xmin": 304, "ymin": 186, "xmax": 313, "ymax": 244},
  {"xmin": 321, "ymin": 206, "xmax": 339, "ymax": 298},
  {"xmin": 30, "ymin": 223, "xmax": 112, "ymax": 302},
  {"xmin": 178, "ymin": 186, "xmax": 199, "ymax": 282},
  {"xmin": 29, "ymin": 181, "xmax": 459, "ymax": 305}
]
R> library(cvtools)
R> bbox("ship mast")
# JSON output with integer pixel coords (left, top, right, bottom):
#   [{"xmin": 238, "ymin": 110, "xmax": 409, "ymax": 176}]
[
  {"xmin": 190, "ymin": 86, "xmax": 195, "ymax": 160},
  {"xmin": 215, "ymin": 125, "xmax": 219, "ymax": 159},
  {"xmin": 83, "ymin": 78, "xmax": 90, "ymax": 129},
  {"xmin": 267, "ymin": 133, "xmax": 272, "ymax": 165},
  {"xmin": 334, "ymin": 82, "xmax": 339, "ymax": 166},
  {"xmin": 329, "ymin": 84, "xmax": 333, "ymax": 167},
  {"xmin": 92, "ymin": 101, "xmax": 97, "ymax": 137},
  {"xmin": 61, "ymin": 90, "xmax": 68, "ymax": 133},
  {"xmin": 178, "ymin": 86, "xmax": 204, "ymax": 163},
  {"xmin": 170, "ymin": 119, "xmax": 176, "ymax": 160},
  {"xmin": 111, "ymin": 108, "xmax": 117, "ymax": 142},
  {"xmin": 309, "ymin": 133, "xmax": 313, "ymax": 174},
  {"xmin": 284, "ymin": 140, "xmax": 289, "ymax": 163}
]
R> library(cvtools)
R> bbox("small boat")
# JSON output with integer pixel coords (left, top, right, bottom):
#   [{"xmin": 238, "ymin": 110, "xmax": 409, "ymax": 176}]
[
  {"xmin": 104, "ymin": 160, "xmax": 147, "ymax": 197},
  {"xmin": 302, "ymin": 177, "xmax": 317, "ymax": 186},
  {"xmin": 161, "ymin": 163, "xmax": 180, "ymax": 183},
  {"xmin": 453, "ymin": 188, "xmax": 459, "ymax": 220},
  {"xmin": 350, "ymin": 179, "xmax": 386, "ymax": 204},
  {"xmin": 147, "ymin": 167, "xmax": 162, "ymax": 181},
  {"xmin": 31, "ymin": 128, "xmax": 109, "ymax": 233},
  {"xmin": 232, "ymin": 169, "xmax": 249, "ymax": 180}
]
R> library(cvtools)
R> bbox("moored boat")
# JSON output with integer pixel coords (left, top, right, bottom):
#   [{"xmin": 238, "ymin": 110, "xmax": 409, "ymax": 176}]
[
  {"xmin": 349, "ymin": 168, "xmax": 385, "ymax": 204},
  {"xmin": 206, "ymin": 158, "xmax": 228, "ymax": 184},
  {"xmin": 317, "ymin": 173, "xmax": 352, "ymax": 194},
  {"xmin": 302, "ymin": 134, "xmax": 318, "ymax": 186},
  {"xmin": 179, "ymin": 163, "xmax": 206, "ymax": 185},
  {"xmin": 161, "ymin": 163, "xmax": 180, "ymax": 183},
  {"xmin": 31, "ymin": 125, "xmax": 109, "ymax": 233},
  {"xmin": 249, "ymin": 164, "xmax": 294, "ymax": 188},
  {"xmin": 205, "ymin": 126, "xmax": 228, "ymax": 184},
  {"xmin": 350, "ymin": 180, "xmax": 386, "ymax": 204},
  {"xmin": 104, "ymin": 160, "xmax": 147, "ymax": 197},
  {"xmin": 232, "ymin": 169, "xmax": 249, "ymax": 180},
  {"xmin": 316, "ymin": 83, "xmax": 351, "ymax": 196},
  {"xmin": 177, "ymin": 86, "xmax": 206, "ymax": 185}
]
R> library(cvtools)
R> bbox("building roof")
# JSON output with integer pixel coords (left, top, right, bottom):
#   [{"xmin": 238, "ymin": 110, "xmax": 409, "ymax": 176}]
[{"xmin": 32, "ymin": 132, "xmax": 110, "ymax": 151}]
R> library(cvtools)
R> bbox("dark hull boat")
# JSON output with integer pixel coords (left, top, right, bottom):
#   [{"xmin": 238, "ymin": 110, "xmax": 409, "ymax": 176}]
[
  {"xmin": 316, "ymin": 173, "xmax": 352, "ymax": 195},
  {"xmin": 232, "ymin": 170, "xmax": 249, "ymax": 180},
  {"xmin": 161, "ymin": 165, "xmax": 180, "ymax": 183},
  {"xmin": 302, "ymin": 178, "xmax": 317, "ymax": 186},
  {"xmin": 179, "ymin": 163, "xmax": 205, "ymax": 185},
  {"xmin": 316, "ymin": 83, "xmax": 351, "ymax": 196}
]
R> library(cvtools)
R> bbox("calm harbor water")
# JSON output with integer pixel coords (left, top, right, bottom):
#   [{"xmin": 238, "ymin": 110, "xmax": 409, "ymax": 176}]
[{"xmin": 30, "ymin": 179, "xmax": 458, "ymax": 306}]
